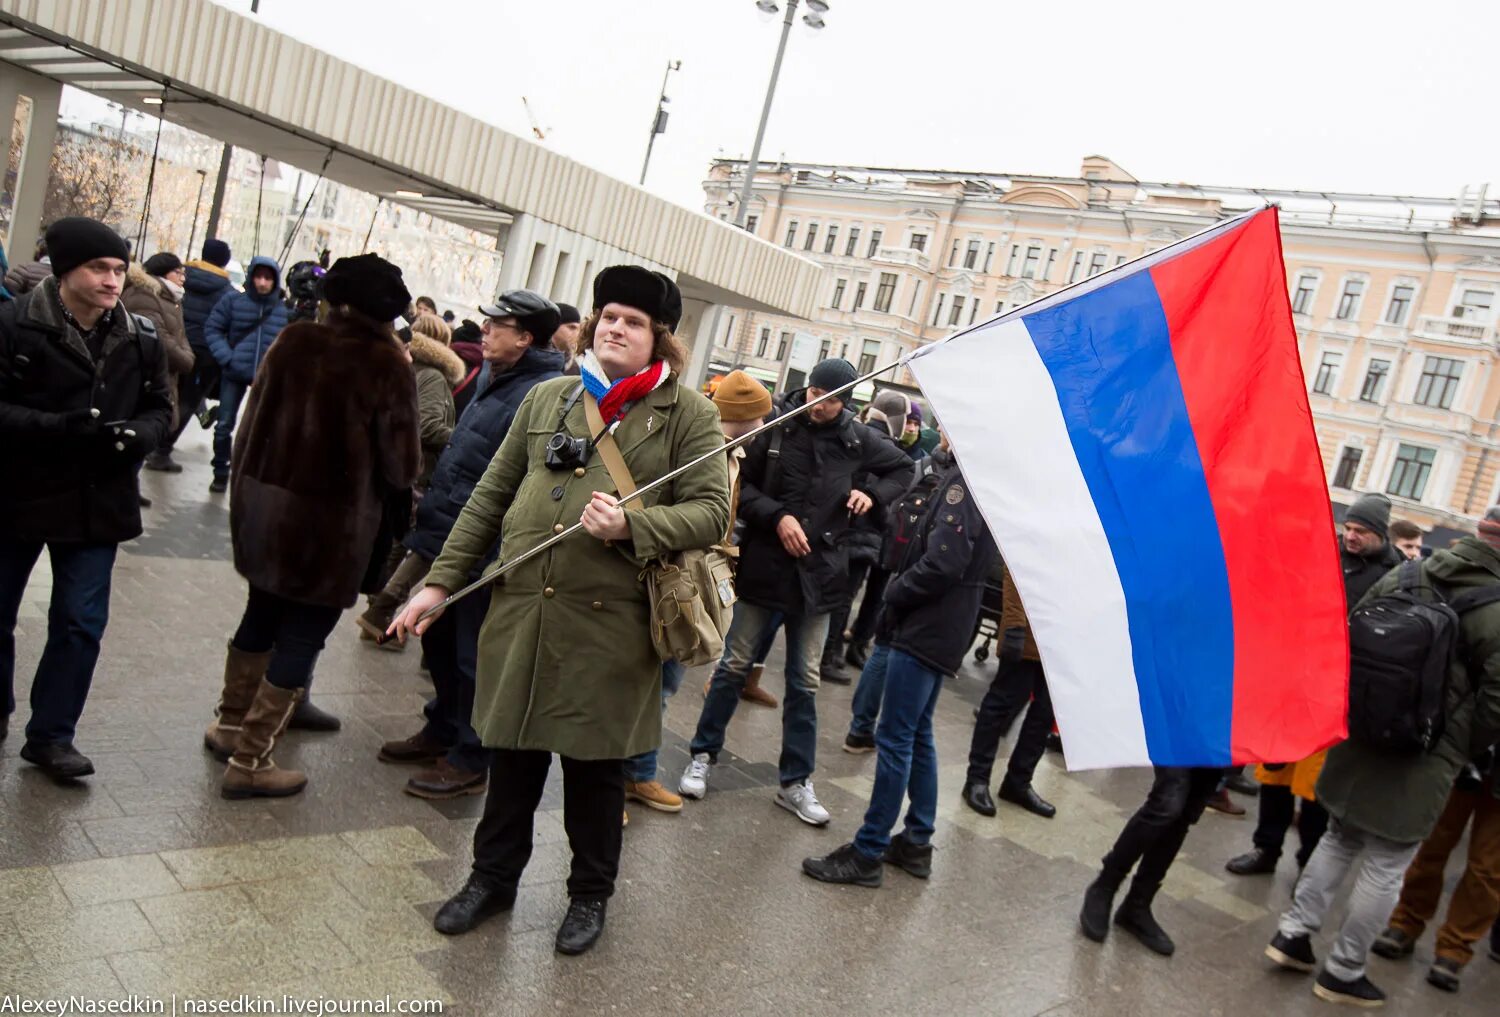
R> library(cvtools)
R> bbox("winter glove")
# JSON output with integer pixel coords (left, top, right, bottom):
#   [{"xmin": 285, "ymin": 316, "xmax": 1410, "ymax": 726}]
[
  {"xmin": 59, "ymin": 406, "xmax": 102, "ymax": 436},
  {"xmin": 102, "ymin": 420, "xmax": 153, "ymax": 462},
  {"xmin": 999, "ymin": 626, "xmax": 1026, "ymax": 664}
]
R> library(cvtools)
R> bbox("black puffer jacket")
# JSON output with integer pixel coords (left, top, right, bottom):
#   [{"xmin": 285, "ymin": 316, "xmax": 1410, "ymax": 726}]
[
  {"xmin": 405, "ymin": 345, "xmax": 565, "ymax": 563},
  {"xmin": 0, "ymin": 278, "xmax": 172, "ymax": 543},
  {"xmin": 734, "ymin": 388, "xmax": 913, "ymax": 615},
  {"xmin": 180, "ymin": 260, "xmax": 233, "ymax": 351},
  {"xmin": 881, "ymin": 463, "xmax": 998, "ymax": 675},
  {"xmin": 1342, "ymin": 541, "xmax": 1404, "ymax": 608}
]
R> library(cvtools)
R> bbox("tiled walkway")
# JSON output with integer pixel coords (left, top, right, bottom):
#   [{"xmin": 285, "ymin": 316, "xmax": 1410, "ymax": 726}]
[{"xmin": 2, "ymin": 432, "xmax": 1494, "ymax": 1015}]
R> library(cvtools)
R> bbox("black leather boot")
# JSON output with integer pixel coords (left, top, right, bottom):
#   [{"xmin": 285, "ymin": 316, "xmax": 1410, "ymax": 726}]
[
  {"xmin": 1079, "ymin": 868, "xmax": 1125, "ymax": 942},
  {"xmin": 961, "ymin": 781, "xmax": 997, "ymax": 817},
  {"xmin": 1114, "ymin": 880, "xmax": 1175, "ymax": 956},
  {"xmin": 555, "ymin": 898, "xmax": 608, "ymax": 955},
  {"xmin": 433, "ymin": 875, "xmax": 515, "ymax": 935}
]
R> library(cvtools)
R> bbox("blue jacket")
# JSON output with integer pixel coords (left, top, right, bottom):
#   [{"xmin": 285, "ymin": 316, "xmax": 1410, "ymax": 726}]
[
  {"xmin": 406, "ymin": 345, "xmax": 565, "ymax": 563},
  {"xmin": 180, "ymin": 261, "xmax": 234, "ymax": 350},
  {"xmin": 204, "ymin": 256, "xmax": 288, "ymax": 383}
]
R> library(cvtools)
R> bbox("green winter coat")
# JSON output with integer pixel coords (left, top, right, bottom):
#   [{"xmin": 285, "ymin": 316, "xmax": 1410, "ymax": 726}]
[
  {"xmin": 425, "ymin": 373, "xmax": 730, "ymax": 760},
  {"xmin": 1316, "ymin": 537, "xmax": 1500, "ymax": 843}
]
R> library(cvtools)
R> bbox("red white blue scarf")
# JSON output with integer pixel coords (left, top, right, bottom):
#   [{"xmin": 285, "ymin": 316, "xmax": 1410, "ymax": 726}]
[{"xmin": 578, "ymin": 350, "xmax": 670, "ymax": 427}]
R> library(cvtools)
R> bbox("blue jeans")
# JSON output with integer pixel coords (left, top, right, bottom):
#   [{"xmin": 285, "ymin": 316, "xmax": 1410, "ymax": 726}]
[
  {"xmin": 625, "ymin": 659, "xmax": 687, "ymax": 782},
  {"xmin": 847, "ymin": 642, "xmax": 893, "ymax": 738},
  {"xmin": 690, "ymin": 601, "xmax": 828, "ymax": 786},
  {"xmin": 212, "ymin": 375, "xmax": 248, "ymax": 479},
  {"xmin": 0, "ymin": 539, "xmax": 118, "ymax": 745},
  {"xmin": 853, "ymin": 648, "xmax": 944, "ymax": 859},
  {"xmin": 419, "ymin": 589, "xmax": 492, "ymax": 773}
]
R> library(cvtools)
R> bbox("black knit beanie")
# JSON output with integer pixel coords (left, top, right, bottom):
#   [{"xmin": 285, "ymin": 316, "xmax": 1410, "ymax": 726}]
[{"xmin": 46, "ymin": 218, "xmax": 130, "ymax": 277}]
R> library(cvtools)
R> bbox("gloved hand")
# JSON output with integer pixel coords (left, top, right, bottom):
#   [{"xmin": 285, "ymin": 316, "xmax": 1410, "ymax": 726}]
[
  {"xmin": 58, "ymin": 406, "xmax": 102, "ymax": 436},
  {"xmin": 999, "ymin": 626, "xmax": 1026, "ymax": 664},
  {"xmin": 102, "ymin": 420, "xmax": 153, "ymax": 462}
]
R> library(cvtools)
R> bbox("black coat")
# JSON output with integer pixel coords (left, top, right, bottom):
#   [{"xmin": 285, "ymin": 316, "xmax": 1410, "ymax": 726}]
[
  {"xmin": 0, "ymin": 278, "xmax": 172, "ymax": 543},
  {"xmin": 734, "ymin": 390, "xmax": 914, "ymax": 615},
  {"xmin": 180, "ymin": 261, "xmax": 233, "ymax": 351},
  {"xmin": 406, "ymin": 346, "xmax": 565, "ymax": 563},
  {"xmin": 881, "ymin": 464, "xmax": 999, "ymax": 676},
  {"xmin": 1342, "ymin": 542, "xmax": 1404, "ymax": 608}
]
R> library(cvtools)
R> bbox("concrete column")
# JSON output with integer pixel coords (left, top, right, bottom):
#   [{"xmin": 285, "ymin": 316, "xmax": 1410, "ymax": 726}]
[
  {"xmin": 496, "ymin": 212, "xmax": 537, "ymax": 293},
  {"xmin": 679, "ymin": 297, "xmax": 716, "ymax": 389},
  {"xmin": 3, "ymin": 68, "xmax": 60, "ymax": 262}
]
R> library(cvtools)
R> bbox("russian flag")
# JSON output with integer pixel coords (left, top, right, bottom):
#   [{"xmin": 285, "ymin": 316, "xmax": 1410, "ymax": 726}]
[{"xmin": 908, "ymin": 207, "xmax": 1348, "ymax": 770}]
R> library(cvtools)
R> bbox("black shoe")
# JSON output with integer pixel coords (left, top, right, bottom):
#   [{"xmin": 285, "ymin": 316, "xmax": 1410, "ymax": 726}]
[
  {"xmin": 554, "ymin": 898, "xmax": 607, "ymax": 955},
  {"xmin": 801, "ymin": 843, "xmax": 883, "ymax": 887},
  {"xmin": 1426, "ymin": 957, "xmax": 1461, "ymax": 993},
  {"xmin": 844, "ymin": 641, "xmax": 869, "ymax": 669},
  {"xmin": 821, "ymin": 655, "xmax": 851, "ymax": 685},
  {"xmin": 287, "ymin": 698, "xmax": 341, "ymax": 732},
  {"xmin": 433, "ymin": 876, "xmax": 515, "ymax": 935},
  {"xmin": 1225, "ymin": 771, "xmax": 1260, "ymax": 796},
  {"xmin": 1313, "ymin": 969, "xmax": 1386, "ymax": 1007},
  {"xmin": 1370, "ymin": 926, "xmax": 1414, "ymax": 960},
  {"xmin": 1226, "ymin": 847, "xmax": 1280, "ymax": 876},
  {"xmin": 998, "ymin": 779, "xmax": 1056, "ymax": 819},
  {"xmin": 962, "ymin": 781, "xmax": 997, "ymax": 817},
  {"xmin": 1265, "ymin": 931, "xmax": 1317, "ymax": 972},
  {"xmin": 1079, "ymin": 874, "xmax": 1121, "ymax": 942},
  {"xmin": 19, "ymin": 741, "xmax": 95, "ymax": 781},
  {"xmin": 138, "ymin": 494, "xmax": 153, "ymax": 509},
  {"xmin": 208, "ymin": 476, "xmax": 228, "ymax": 494},
  {"xmin": 144, "ymin": 452, "xmax": 183, "ymax": 473},
  {"xmin": 1045, "ymin": 732, "xmax": 1063, "ymax": 753},
  {"xmin": 881, "ymin": 832, "xmax": 933, "ymax": 879},
  {"xmin": 1114, "ymin": 891, "xmax": 1175, "ymax": 956},
  {"xmin": 197, "ymin": 403, "xmax": 218, "ymax": 429},
  {"xmin": 842, "ymin": 732, "xmax": 875, "ymax": 754}
]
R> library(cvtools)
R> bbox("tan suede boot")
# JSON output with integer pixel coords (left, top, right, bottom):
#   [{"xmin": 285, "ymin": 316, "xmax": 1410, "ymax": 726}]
[
  {"xmin": 221, "ymin": 679, "xmax": 307, "ymax": 800},
  {"xmin": 204, "ymin": 644, "xmax": 272, "ymax": 762},
  {"xmin": 741, "ymin": 664, "xmax": 778, "ymax": 708}
]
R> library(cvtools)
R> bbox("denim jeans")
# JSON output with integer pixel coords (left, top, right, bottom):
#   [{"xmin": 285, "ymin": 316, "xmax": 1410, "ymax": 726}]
[
  {"xmin": 853, "ymin": 648, "xmax": 944, "ymax": 859},
  {"xmin": 0, "ymin": 539, "xmax": 118, "ymax": 745},
  {"xmin": 690, "ymin": 600, "xmax": 828, "ymax": 786},
  {"xmin": 625, "ymin": 659, "xmax": 687, "ymax": 783},
  {"xmin": 419, "ymin": 588, "xmax": 492, "ymax": 774},
  {"xmin": 211, "ymin": 375, "xmax": 248, "ymax": 479},
  {"xmin": 847, "ymin": 642, "xmax": 893, "ymax": 738}
]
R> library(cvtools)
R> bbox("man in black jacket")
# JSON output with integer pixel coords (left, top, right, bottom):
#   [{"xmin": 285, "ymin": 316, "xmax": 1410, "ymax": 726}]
[
  {"xmin": 0, "ymin": 218, "xmax": 172, "ymax": 780},
  {"xmin": 680, "ymin": 358, "xmax": 912, "ymax": 825},
  {"xmin": 148, "ymin": 238, "xmax": 233, "ymax": 472},
  {"xmin": 803, "ymin": 460, "xmax": 998, "ymax": 885}
]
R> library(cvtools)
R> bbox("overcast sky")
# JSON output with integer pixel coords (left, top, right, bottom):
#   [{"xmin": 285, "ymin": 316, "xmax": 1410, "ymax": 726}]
[{"xmin": 218, "ymin": 0, "xmax": 1496, "ymax": 211}]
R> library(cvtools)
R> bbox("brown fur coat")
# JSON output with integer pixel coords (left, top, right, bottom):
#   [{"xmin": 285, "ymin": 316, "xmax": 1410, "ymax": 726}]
[{"xmin": 230, "ymin": 311, "xmax": 421, "ymax": 608}]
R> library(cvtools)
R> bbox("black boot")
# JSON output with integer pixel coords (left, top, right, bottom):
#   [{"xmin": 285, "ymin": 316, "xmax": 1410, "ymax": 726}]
[
  {"xmin": 288, "ymin": 697, "xmax": 341, "ymax": 731},
  {"xmin": 1080, "ymin": 869, "xmax": 1124, "ymax": 942},
  {"xmin": 844, "ymin": 639, "xmax": 870, "ymax": 669},
  {"xmin": 555, "ymin": 898, "xmax": 607, "ymax": 955},
  {"xmin": 961, "ymin": 780, "xmax": 997, "ymax": 817},
  {"xmin": 820, "ymin": 641, "xmax": 850, "ymax": 685},
  {"xmin": 433, "ymin": 875, "xmax": 515, "ymax": 935},
  {"xmin": 1114, "ymin": 881, "xmax": 1175, "ymax": 956}
]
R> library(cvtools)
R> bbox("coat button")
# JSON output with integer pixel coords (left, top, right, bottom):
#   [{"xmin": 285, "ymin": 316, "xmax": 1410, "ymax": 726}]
[
  {"xmin": 591, "ymin": 601, "xmax": 603, "ymax": 611},
  {"xmin": 574, "ymin": 467, "xmax": 586, "ymax": 477},
  {"xmin": 553, "ymin": 523, "xmax": 565, "ymax": 534},
  {"xmin": 543, "ymin": 587, "xmax": 555, "ymax": 598}
]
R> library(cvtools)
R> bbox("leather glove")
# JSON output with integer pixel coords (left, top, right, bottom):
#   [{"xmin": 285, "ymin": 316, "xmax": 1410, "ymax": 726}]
[
  {"xmin": 59, "ymin": 407, "xmax": 102, "ymax": 436},
  {"xmin": 999, "ymin": 627, "xmax": 1026, "ymax": 664}
]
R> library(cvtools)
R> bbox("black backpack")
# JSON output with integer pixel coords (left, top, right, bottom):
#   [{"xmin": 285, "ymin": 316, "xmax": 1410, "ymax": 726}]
[
  {"xmin": 880, "ymin": 459, "xmax": 944, "ymax": 572},
  {"xmin": 1347, "ymin": 559, "xmax": 1500, "ymax": 753}
]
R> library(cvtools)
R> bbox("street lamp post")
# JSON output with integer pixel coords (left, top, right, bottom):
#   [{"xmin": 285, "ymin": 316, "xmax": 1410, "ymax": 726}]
[
  {"xmin": 732, "ymin": 0, "xmax": 828, "ymax": 228},
  {"xmin": 638, "ymin": 59, "xmax": 682, "ymax": 187}
]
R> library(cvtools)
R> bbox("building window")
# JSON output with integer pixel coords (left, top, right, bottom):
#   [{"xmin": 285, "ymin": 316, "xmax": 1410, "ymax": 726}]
[
  {"xmin": 1414, "ymin": 356, "xmax": 1464, "ymax": 409},
  {"xmin": 1358, "ymin": 359, "xmax": 1390, "ymax": 403},
  {"xmin": 839, "ymin": 342, "xmax": 849, "ymax": 360},
  {"xmin": 1455, "ymin": 288, "xmax": 1495, "ymax": 321},
  {"xmin": 859, "ymin": 339, "xmax": 880, "ymax": 376},
  {"xmin": 1313, "ymin": 351, "xmax": 1342, "ymax": 395},
  {"xmin": 1386, "ymin": 443, "xmax": 1436, "ymax": 501},
  {"xmin": 964, "ymin": 239, "xmax": 981, "ymax": 270},
  {"xmin": 784, "ymin": 221, "xmax": 798, "ymax": 248},
  {"xmin": 968, "ymin": 300, "xmax": 979, "ymax": 325},
  {"xmin": 1088, "ymin": 251, "xmax": 1109, "ymax": 277},
  {"xmin": 949, "ymin": 239, "xmax": 960, "ymax": 266},
  {"xmin": 845, "ymin": 227, "xmax": 861, "ymax": 257},
  {"xmin": 1005, "ymin": 245, "xmax": 1020, "ymax": 276},
  {"xmin": 804, "ymin": 224, "xmax": 819, "ymax": 251},
  {"xmin": 1020, "ymin": 245, "xmax": 1041, "ymax": 279},
  {"xmin": 744, "ymin": 215, "xmax": 758, "ymax": 234},
  {"xmin": 909, "ymin": 233, "xmax": 927, "ymax": 252},
  {"xmin": 1292, "ymin": 274, "xmax": 1318, "ymax": 315},
  {"xmin": 831, "ymin": 278, "xmax": 846, "ymax": 309},
  {"xmin": 867, "ymin": 228, "xmax": 883, "ymax": 258},
  {"xmin": 777, "ymin": 331, "xmax": 791, "ymax": 359},
  {"xmin": 824, "ymin": 224, "xmax": 839, "ymax": 254},
  {"xmin": 819, "ymin": 339, "xmax": 831, "ymax": 360},
  {"xmin": 1332, "ymin": 447, "xmax": 1363, "ymax": 489},
  {"xmin": 874, "ymin": 273, "xmax": 897, "ymax": 312},
  {"xmin": 853, "ymin": 281, "xmax": 867, "ymax": 309},
  {"xmin": 1068, "ymin": 252, "xmax": 1085, "ymax": 283},
  {"xmin": 1335, "ymin": 279, "xmax": 1365, "ymax": 321},
  {"xmin": 907, "ymin": 280, "xmax": 922, "ymax": 317},
  {"xmin": 1042, "ymin": 249, "xmax": 1057, "ymax": 281},
  {"xmin": 756, "ymin": 327, "xmax": 770, "ymax": 358},
  {"xmin": 1384, "ymin": 285, "xmax": 1415, "ymax": 325},
  {"xmin": 995, "ymin": 300, "xmax": 1004, "ymax": 314},
  {"xmin": 932, "ymin": 294, "xmax": 946, "ymax": 327},
  {"xmin": 983, "ymin": 242, "xmax": 995, "ymax": 273},
  {"xmin": 948, "ymin": 295, "xmax": 965, "ymax": 327}
]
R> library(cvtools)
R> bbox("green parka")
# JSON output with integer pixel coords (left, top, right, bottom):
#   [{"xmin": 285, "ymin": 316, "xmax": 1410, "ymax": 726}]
[
  {"xmin": 1316, "ymin": 536, "xmax": 1500, "ymax": 843},
  {"xmin": 425, "ymin": 373, "xmax": 730, "ymax": 760}
]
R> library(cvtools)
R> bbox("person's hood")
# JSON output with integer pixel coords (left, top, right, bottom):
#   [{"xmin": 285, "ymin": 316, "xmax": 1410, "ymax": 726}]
[
  {"xmin": 450, "ymin": 340, "xmax": 484, "ymax": 369},
  {"xmin": 243, "ymin": 255, "xmax": 282, "ymax": 300},
  {"xmin": 184, "ymin": 260, "xmax": 231, "ymax": 295},
  {"xmin": 410, "ymin": 332, "xmax": 466, "ymax": 386},
  {"xmin": 124, "ymin": 261, "xmax": 168, "ymax": 299}
]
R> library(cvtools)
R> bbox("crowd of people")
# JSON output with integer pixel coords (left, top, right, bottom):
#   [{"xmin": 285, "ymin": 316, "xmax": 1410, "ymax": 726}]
[{"xmin": 0, "ymin": 216, "xmax": 1497, "ymax": 1001}]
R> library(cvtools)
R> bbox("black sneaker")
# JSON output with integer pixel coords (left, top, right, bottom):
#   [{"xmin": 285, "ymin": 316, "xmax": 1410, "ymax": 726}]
[
  {"xmin": 802, "ymin": 843, "xmax": 882, "ymax": 888},
  {"xmin": 1313, "ymin": 969, "xmax": 1385, "ymax": 1007},
  {"xmin": 881, "ymin": 833, "xmax": 933, "ymax": 879},
  {"xmin": 842, "ymin": 732, "xmax": 875, "ymax": 754},
  {"xmin": 1370, "ymin": 926, "xmax": 1414, "ymax": 960},
  {"xmin": 1265, "ymin": 931, "xmax": 1317, "ymax": 972},
  {"xmin": 1425, "ymin": 957, "xmax": 1461, "ymax": 993},
  {"xmin": 209, "ymin": 476, "xmax": 228, "ymax": 494}
]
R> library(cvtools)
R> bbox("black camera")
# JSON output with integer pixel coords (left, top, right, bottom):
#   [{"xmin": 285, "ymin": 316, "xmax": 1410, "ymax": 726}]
[{"xmin": 544, "ymin": 431, "xmax": 590, "ymax": 471}]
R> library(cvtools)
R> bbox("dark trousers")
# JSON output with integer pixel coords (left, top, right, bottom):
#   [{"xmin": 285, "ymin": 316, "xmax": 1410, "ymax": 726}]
[
  {"xmin": 966, "ymin": 657, "xmax": 1053, "ymax": 789},
  {"xmin": 160, "ymin": 349, "xmax": 220, "ymax": 451},
  {"xmin": 0, "ymin": 539, "xmax": 118, "ymax": 745},
  {"xmin": 471, "ymin": 749, "xmax": 626, "ymax": 901},
  {"xmin": 1252, "ymin": 784, "xmax": 1329, "ymax": 868},
  {"xmin": 1102, "ymin": 766, "xmax": 1224, "ymax": 890},
  {"xmin": 230, "ymin": 585, "xmax": 342, "ymax": 691},
  {"xmin": 823, "ymin": 558, "xmax": 872, "ymax": 660},
  {"xmin": 849, "ymin": 565, "xmax": 890, "ymax": 645},
  {"xmin": 418, "ymin": 588, "xmax": 491, "ymax": 773}
]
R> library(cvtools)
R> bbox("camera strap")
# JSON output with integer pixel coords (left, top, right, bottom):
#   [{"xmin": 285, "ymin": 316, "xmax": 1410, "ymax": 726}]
[{"xmin": 584, "ymin": 392, "xmax": 640, "ymax": 513}]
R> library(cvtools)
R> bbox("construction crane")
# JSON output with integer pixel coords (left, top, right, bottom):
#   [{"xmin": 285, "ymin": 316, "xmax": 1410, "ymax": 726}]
[{"xmin": 521, "ymin": 97, "xmax": 550, "ymax": 141}]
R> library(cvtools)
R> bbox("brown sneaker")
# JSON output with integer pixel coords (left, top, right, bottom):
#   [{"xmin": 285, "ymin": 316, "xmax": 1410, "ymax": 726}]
[
  {"xmin": 378, "ymin": 730, "xmax": 447, "ymax": 765},
  {"xmin": 625, "ymin": 779, "xmax": 684, "ymax": 813},
  {"xmin": 404, "ymin": 759, "xmax": 487, "ymax": 799}
]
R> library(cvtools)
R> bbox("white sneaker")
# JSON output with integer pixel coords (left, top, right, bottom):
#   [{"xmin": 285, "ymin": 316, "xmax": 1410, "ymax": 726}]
[
  {"xmin": 776, "ymin": 780, "xmax": 831, "ymax": 826},
  {"xmin": 679, "ymin": 753, "xmax": 712, "ymax": 799}
]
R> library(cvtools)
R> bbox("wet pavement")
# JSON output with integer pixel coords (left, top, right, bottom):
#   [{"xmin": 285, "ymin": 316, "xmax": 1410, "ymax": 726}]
[{"xmin": 2, "ymin": 430, "xmax": 1495, "ymax": 1016}]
